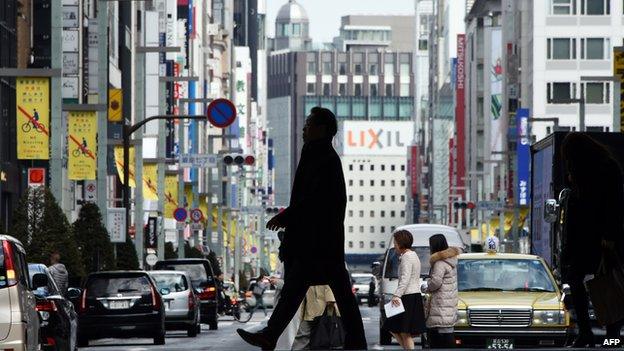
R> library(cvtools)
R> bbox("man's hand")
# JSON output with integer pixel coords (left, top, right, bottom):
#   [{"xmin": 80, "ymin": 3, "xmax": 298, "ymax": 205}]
[
  {"xmin": 266, "ymin": 214, "xmax": 286, "ymax": 231},
  {"xmin": 269, "ymin": 277, "xmax": 279, "ymax": 285},
  {"xmin": 391, "ymin": 296, "xmax": 401, "ymax": 307}
]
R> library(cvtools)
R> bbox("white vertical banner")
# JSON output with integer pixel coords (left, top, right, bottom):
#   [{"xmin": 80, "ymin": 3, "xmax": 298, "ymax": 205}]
[
  {"xmin": 490, "ymin": 28, "xmax": 503, "ymax": 154},
  {"xmin": 107, "ymin": 208, "xmax": 127, "ymax": 243}
]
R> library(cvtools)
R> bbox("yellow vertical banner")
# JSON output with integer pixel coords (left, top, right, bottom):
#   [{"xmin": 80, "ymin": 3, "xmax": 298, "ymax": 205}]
[
  {"xmin": 67, "ymin": 111, "xmax": 97, "ymax": 180},
  {"xmin": 184, "ymin": 185, "xmax": 194, "ymax": 208},
  {"xmin": 16, "ymin": 78, "xmax": 50, "ymax": 160},
  {"xmin": 164, "ymin": 175, "xmax": 179, "ymax": 219},
  {"xmin": 113, "ymin": 146, "xmax": 136, "ymax": 187},
  {"xmin": 143, "ymin": 164, "xmax": 158, "ymax": 200},
  {"xmin": 108, "ymin": 88, "xmax": 123, "ymax": 122},
  {"xmin": 199, "ymin": 195, "xmax": 208, "ymax": 223},
  {"xmin": 614, "ymin": 47, "xmax": 624, "ymax": 132}
]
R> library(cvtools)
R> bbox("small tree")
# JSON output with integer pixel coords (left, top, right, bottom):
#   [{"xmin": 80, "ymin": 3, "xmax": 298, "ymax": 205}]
[
  {"xmin": 116, "ymin": 235, "xmax": 139, "ymax": 270},
  {"xmin": 10, "ymin": 187, "xmax": 85, "ymax": 278},
  {"xmin": 74, "ymin": 203, "xmax": 116, "ymax": 274}
]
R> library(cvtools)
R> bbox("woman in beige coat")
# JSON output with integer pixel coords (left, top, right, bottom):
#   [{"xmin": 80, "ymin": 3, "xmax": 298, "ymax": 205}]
[{"xmin": 422, "ymin": 234, "xmax": 461, "ymax": 348}]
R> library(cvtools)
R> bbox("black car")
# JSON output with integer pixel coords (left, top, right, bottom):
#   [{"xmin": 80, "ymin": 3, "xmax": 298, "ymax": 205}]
[
  {"xmin": 76, "ymin": 271, "xmax": 166, "ymax": 347},
  {"xmin": 28, "ymin": 263, "xmax": 79, "ymax": 351},
  {"xmin": 153, "ymin": 259, "xmax": 219, "ymax": 329}
]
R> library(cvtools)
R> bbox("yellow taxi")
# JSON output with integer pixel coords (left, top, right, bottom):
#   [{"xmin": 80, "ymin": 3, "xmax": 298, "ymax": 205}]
[{"xmin": 454, "ymin": 251, "xmax": 572, "ymax": 349}]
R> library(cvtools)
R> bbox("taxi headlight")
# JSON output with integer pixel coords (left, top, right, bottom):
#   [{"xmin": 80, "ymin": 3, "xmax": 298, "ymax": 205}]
[
  {"xmin": 533, "ymin": 310, "xmax": 565, "ymax": 325},
  {"xmin": 456, "ymin": 309, "xmax": 468, "ymax": 326}
]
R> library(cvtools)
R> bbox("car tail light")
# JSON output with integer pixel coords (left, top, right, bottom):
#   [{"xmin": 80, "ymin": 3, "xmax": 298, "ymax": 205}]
[
  {"xmin": 44, "ymin": 337, "xmax": 56, "ymax": 347},
  {"xmin": 150, "ymin": 284, "xmax": 161, "ymax": 311},
  {"xmin": 36, "ymin": 299, "xmax": 57, "ymax": 312},
  {"xmin": 79, "ymin": 289, "xmax": 88, "ymax": 313},
  {"xmin": 188, "ymin": 290, "xmax": 195, "ymax": 309},
  {"xmin": 197, "ymin": 286, "xmax": 216, "ymax": 300},
  {"xmin": 2, "ymin": 241, "xmax": 17, "ymax": 287}
]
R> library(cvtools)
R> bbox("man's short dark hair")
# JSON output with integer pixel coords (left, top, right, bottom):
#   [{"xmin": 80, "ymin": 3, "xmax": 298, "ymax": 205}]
[
  {"xmin": 309, "ymin": 107, "xmax": 338, "ymax": 137},
  {"xmin": 393, "ymin": 230, "xmax": 413, "ymax": 250}
]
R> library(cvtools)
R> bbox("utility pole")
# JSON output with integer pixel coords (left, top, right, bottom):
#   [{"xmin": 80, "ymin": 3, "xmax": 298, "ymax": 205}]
[
  {"xmin": 50, "ymin": 0, "xmax": 64, "ymax": 214},
  {"xmin": 97, "ymin": 0, "xmax": 109, "ymax": 222}
]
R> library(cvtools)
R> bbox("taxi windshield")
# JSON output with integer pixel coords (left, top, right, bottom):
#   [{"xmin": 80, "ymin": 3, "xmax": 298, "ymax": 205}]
[{"xmin": 457, "ymin": 259, "xmax": 556, "ymax": 292}]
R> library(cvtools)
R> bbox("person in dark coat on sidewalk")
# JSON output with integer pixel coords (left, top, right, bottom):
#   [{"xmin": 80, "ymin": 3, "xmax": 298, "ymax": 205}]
[
  {"xmin": 237, "ymin": 107, "xmax": 367, "ymax": 350},
  {"xmin": 561, "ymin": 133, "xmax": 624, "ymax": 347}
]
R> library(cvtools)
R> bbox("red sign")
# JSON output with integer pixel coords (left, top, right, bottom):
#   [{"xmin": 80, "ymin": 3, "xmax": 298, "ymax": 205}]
[
  {"xmin": 410, "ymin": 145, "xmax": 420, "ymax": 196},
  {"xmin": 28, "ymin": 168, "xmax": 46, "ymax": 187},
  {"xmin": 455, "ymin": 34, "xmax": 466, "ymax": 198}
]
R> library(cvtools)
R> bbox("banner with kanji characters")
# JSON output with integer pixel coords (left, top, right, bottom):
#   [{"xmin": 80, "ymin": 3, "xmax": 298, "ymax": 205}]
[
  {"xmin": 143, "ymin": 163, "xmax": 158, "ymax": 200},
  {"xmin": 164, "ymin": 175, "xmax": 179, "ymax": 219},
  {"xmin": 113, "ymin": 145, "xmax": 136, "ymax": 187},
  {"xmin": 16, "ymin": 78, "xmax": 50, "ymax": 160},
  {"xmin": 68, "ymin": 111, "xmax": 97, "ymax": 180}
]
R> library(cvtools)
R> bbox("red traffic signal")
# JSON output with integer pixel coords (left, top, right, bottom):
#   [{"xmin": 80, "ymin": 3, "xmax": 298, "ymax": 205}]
[
  {"xmin": 223, "ymin": 154, "xmax": 255, "ymax": 166},
  {"xmin": 28, "ymin": 168, "xmax": 46, "ymax": 187},
  {"xmin": 453, "ymin": 201, "xmax": 475, "ymax": 210},
  {"xmin": 266, "ymin": 206, "xmax": 285, "ymax": 214},
  {"xmin": 244, "ymin": 155, "xmax": 255, "ymax": 165}
]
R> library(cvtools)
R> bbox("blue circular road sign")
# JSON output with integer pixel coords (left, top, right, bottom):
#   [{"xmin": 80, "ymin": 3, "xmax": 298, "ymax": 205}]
[
  {"xmin": 173, "ymin": 207, "xmax": 187, "ymax": 222},
  {"xmin": 207, "ymin": 98, "xmax": 237, "ymax": 128}
]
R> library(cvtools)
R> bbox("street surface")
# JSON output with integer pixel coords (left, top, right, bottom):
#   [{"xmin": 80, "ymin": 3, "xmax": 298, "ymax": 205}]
[{"xmin": 81, "ymin": 306, "xmax": 399, "ymax": 351}]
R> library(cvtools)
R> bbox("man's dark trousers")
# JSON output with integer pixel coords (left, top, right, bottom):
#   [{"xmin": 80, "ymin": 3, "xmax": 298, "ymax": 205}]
[{"xmin": 265, "ymin": 260, "xmax": 367, "ymax": 349}]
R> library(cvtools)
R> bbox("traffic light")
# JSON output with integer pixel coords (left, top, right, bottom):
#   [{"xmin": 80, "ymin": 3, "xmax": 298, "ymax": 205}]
[
  {"xmin": 453, "ymin": 201, "xmax": 475, "ymax": 210},
  {"xmin": 266, "ymin": 206, "xmax": 285, "ymax": 215},
  {"xmin": 223, "ymin": 154, "xmax": 255, "ymax": 166}
]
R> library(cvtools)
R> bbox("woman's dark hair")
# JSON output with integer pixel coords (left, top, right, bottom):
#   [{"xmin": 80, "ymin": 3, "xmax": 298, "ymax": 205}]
[
  {"xmin": 309, "ymin": 107, "xmax": 338, "ymax": 137},
  {"xmin": 429, "ymin": 234, "xmax": 449, "ymax": 255},
  {"xmin": 393, "ymin": 230, "xmax": 413, "ymax": 250}
]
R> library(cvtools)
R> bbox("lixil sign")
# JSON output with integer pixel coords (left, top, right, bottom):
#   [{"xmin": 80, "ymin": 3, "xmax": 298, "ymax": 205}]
[{"xmin": 337, "ymin": 121, "xmax": 414, "ymax": 156}]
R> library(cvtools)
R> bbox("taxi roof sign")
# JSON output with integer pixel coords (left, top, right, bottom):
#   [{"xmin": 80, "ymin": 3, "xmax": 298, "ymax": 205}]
[{"xmin": 485, "ymin": 236, "xmax": 500, "ymax": 253}]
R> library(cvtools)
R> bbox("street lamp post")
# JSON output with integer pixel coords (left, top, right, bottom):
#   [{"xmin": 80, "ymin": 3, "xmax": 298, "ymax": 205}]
[
  {"xmin": 122, "ymin": 114, "xmax": 206, "ymax": 262},
  {"xmin": 483, "ymin": 159, "xmax": 506, "ymax": 249}
]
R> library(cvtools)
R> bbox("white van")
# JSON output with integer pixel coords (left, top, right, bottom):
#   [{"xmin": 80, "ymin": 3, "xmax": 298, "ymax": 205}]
[{"xmin": 374, "ymin": 224, "xmax": 466, "ymax": 345}]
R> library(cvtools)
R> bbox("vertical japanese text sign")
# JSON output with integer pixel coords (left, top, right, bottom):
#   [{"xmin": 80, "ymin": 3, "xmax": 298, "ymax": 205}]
[
  {"xmin": 16, "ymin": 78, "xmax": 50, "ymax": 159},
  {"xmin": 68, "ymin": 111, "xmax": 97, "ymax": 180}
]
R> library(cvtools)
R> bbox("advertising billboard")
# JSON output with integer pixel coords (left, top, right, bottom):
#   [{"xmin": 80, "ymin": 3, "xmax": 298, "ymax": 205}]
[
  {"xmin": 337, "ymin": 121, "xmax": 414, "ymax": 156},
  {"xmin": 490, "ymin": 28, "xmax": 503, "ymax": 153},
  {"xmin": 455, "ymin": 34, "xmax": 466, "ymax": 194},
  {"xmin": 16, "ymin": 78, "xmax": 50, "ymax": 160},
  {"xmin": 516, "ymin": 108, "xmax": 531, "ymax": 206},
  {"xmin": 68, "ymin": 111, "xmax": 97, "ymax": 180}
]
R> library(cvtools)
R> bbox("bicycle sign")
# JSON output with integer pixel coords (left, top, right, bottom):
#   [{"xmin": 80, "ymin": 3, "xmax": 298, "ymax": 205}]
[{"xmin": 190, "ymin": 208, "xmax": 204, "ymax": 223}]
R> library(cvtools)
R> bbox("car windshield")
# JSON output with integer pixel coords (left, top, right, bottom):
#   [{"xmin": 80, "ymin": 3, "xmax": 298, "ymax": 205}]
[
  {"xmin": 160, "ymin": 264, "xmax": 208, "ymax": 288},
  {"xmin": 152, "ymin": 274, "xmax": 188, "ymax": 292},
  {"xmin": 385, "ymin": 247, "xmax": 431, "ymax": 278},
  {"xmin": 87, "ymin": 276, "xmax": 152, "ymax": 297},
  {"xmin": 353, "ymin": 276, "xmax": 372, "ymax": 285},
  {"xmin": 457, "ymin": 259, "xmax": 556, "ymax": 292}
]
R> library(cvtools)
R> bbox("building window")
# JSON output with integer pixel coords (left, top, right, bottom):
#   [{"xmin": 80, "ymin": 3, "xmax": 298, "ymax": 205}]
[
  {"xmin": 348, "ymin": 240, "xmax": 353, "ymax": 247},
  {"xmin": 391, "ymin": 211, "xmax": 396, "ymax": 217},
  {"xmin": 348, "ymin": 210, "xmax": 353, "ymax": 217},
  {"xmin": 370, "ymin": 180, "xmax": 375, "ymax": 186},
  {"xmin": 381, "ymin": 211, "xmax": 385, "ymax": 217},
  {"xmin": 323, "ymin": 61, "xmax": 332, "ymax": 74},
  {"xmin": 400, "ymin": 83, "xmax": 410, "ymax": 97},
  {"xmin": 391, "ymin": 226, "xmax": 396, "ymax": 232},
  {"xmin": 547, "ymin": 38, "xmax": 576, "ymax": 60},
  {"xmin": 401, "ymin": 195, "xmax": 405, "ymax": 202},
  {"xmin": 381, "ymin": 180, "xmax": 386, "ymax": 187},
  {"xmin": 391, "ymin": 180, "xmax": 396, "ymax": 186},
  {"xmin": 307, "ymin": 61, "xmax": 317, "ymax": 74},
  {"xmin": 384, "ymin": 53, "xmax": 395, "ymax": 74},
  {"xmin": 551, "ymin": 0, "xmax": 576, "ymax": 14},
  {"xmin": 391, "ymin": 165, "xmax": 396, "ymax": 171},
  {"xmin": 323, "ymin": 83, "xmax": 331, "ymax": 96},
  {"xmin": 370, "ymin": 63, "xmax": 378, "ymax": 75},
  {"xmin": 370, "ymin": 241, "xmax": 375, "ymax": 249},
  {"xmin": 581, "ymin": 38, "xmax": 610, "ymax": 60},
  {"xmin": 349, "ymin": 195, "xmax": 353, "ymax": 201},
  {"xmin": 359, "ymin": 210, "xmax": 364, "ymax": 217},
  {"xmin": 339, "ymin": 83, "xmax": 347, "ymax": 96},
  {"xmin": 418, "ymin": 39, "xmax": 428, "ymax": 51},
  {"xmin": 401, "ymin": 165, "xmax": 406, "ymax": 171},
  {"xmin": 354, "ymin": 64, "xmax": 363, "ymax": 75},
  {"xmin": 349, "ymin": 164, "xmax": 353, "ymax": 171},
  {"xmin": 339, "ymin": 62, "xmax": 347, "ymax": 75},
  {"xmin": 359, "ymin": 195, "xmax": 364, "ymax": 201},
  {"xmin": 370, "ymin": 84, "xmax": 379, "ymax": 97},
  {"xmin": 583, "ymin": 82, "xmax": 610, "ymax": 104},
  {"xmin": 381, "ymin": 195, "xmax": 386, "ymax": 201},
  {"xmin": 401, "ymin": 211, "xmax": 405, "ymax": 218},
  {"xmin": 349, "ymin": 180, "xmax": 353, "ymax": 186},
  {"xmin": 400, "ymin": 63, "xmax": 410, "ymax": 76},
  {"xmin": 293, "ymin": 23, "xmax": 301, "ymax": 36},
  {"xmin": 580, "ymin": 0, "xmax": 610, "ymax": 15},
  {"xmin": 401, "ymin": 180, "xmax": 406, "ymax": 186},
  {"xmin": 385, "ymin": 83, "xmax": 394, "ymax": 97},
  {"xmin": 380, "ymin": 241, "xmax": 386, "ymax": 249},
  {"xmin": 306, "ymin": 83, "xmax": 315, "ymax": 95},
  {"xmin": 370, "ymin": 164, "xmax": 375, "ymax": 171},
  {"xmin": 359, "ymin": 227, "xmax": 364, "ymax": 234},
  {"xmin": 359, "ymin": 180, "xmax": 364, "ymax": 186},
  {"xmin": 381, "ymin": 226, "xmax": 386, "ymax": 233},
  {"xmin": 381, "ymin": 165, "xmax": 386, "ymax": 171},
  {"xmin": 353, "ymin": 53, "xmax": 364, "ymax": 74},
  {"xmin": 359, "ymin": 241, "xmax": 364, "ymax": 248},
  {"xmin": 359, "ymin": 164, "xmax": 364, "ymax": 171},
  {"xmin": 370, "ymin": 210, "xmax": 375, "ymax": 217},
  {"xmin": 391, "ymin": 195, "xmax": 396, "ymax": 202},
  {"xmin": 354, "ymin": 83, "xmax": 362, "ymax": 96},
  {"xmin": 547, "ymin": 82, "xmax": 577, "ymax": 103},
  {"xmin": 370, "ymin": 226, "xmax": 375, "ymax": 234},
  {"xmin": 370, "ymin": 195, "xmax": 375, "ymax": 201}
]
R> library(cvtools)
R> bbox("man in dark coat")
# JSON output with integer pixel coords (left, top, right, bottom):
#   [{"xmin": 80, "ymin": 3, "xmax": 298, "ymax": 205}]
[{"xmin": 237, "ymin": 107, "xmax": 367, "ymax": 350}]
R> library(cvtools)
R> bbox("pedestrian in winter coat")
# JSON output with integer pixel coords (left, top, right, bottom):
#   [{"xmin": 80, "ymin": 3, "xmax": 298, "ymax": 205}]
[
  {"xmin": 292, "ymin": 285, "xmax": 340, "ymax": 350},
  {"xmin": 422, "ymin": 234, "xmax": 461, "ymax": 348},
  {"xmin": 237, "ymin": 107, "xmax": 366, "ymax": 350},
  {"xmin": 561, "ymin": 133, "xmax": 624, "ymax": 347},
  {"xmin": 48, "ymin": 252, "xmax": 68, "ymax": 294},
  {"xmin": 383, "ymin": 230, "xmax": 427, "ymax": 350}
]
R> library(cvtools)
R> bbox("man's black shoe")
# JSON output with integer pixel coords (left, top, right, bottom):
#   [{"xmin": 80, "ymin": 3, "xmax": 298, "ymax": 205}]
[{"xmin": 236, "ymin": 329, "xmax": 275, "ymax": 350}]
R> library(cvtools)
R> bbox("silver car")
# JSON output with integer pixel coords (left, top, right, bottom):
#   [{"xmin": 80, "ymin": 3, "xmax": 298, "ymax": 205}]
[{"xmin": 149, "ymin": 271, "xmax": 201, "ymax": 337}]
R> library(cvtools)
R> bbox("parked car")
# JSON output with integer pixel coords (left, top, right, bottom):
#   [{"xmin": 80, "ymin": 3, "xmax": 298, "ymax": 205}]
[
  {"xmin": 351, "ymin": 273, "xmax": 375, "ymax": 305},
  {"xmin": 28, "ymin": 263, "xmax": 79, "ymax": 351},
  {"xmin": 153, "ymin": 259, "xmax": 219, "ymax": 329},
  {"xmin": 0, "ymin": 235, "xmax": 41, "ymax": 351},
  {"xmin": 76, "ymin": 271, "xmax": 166, "ymax": 347},
  {"xmin": 149, "ymin": 270, "xmax": 201, "ymax": 337},
  {"xmin": 374, "ymin": 224, "xmax": 467, "ymax": 345}
]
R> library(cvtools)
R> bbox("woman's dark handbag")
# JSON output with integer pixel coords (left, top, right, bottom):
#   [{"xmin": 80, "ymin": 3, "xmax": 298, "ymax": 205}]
[
  {"xmin": 310, "ymin": 306, "xmax": 344, "ymax": 350},
  {"xmin": 586, "ymin": 247, "xmax": 624, "ymax": 326}
]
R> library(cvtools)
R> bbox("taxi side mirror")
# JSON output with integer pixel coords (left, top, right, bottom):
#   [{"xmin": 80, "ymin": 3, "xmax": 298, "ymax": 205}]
[
  {"xmin": 544, "ymin": 199, "xmax": 559, "ymax": 223},
  {"xmin": 561, "ymin": 283, "xmax": 571, "ymax": 295}
]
